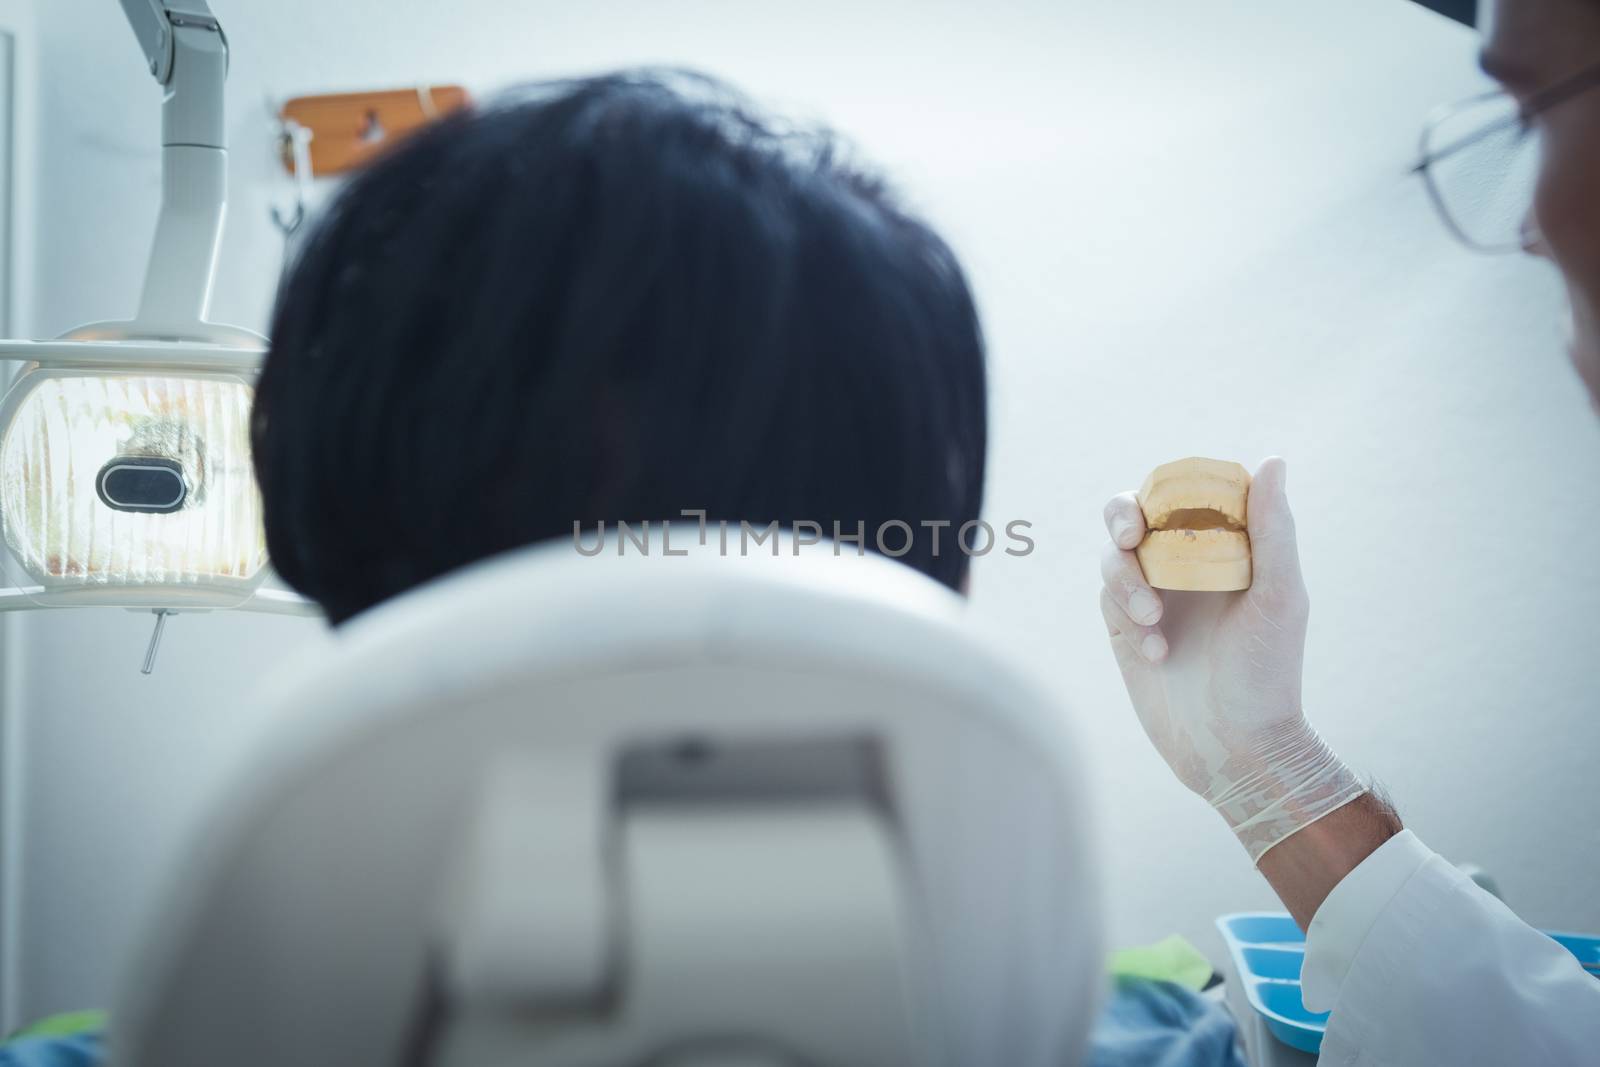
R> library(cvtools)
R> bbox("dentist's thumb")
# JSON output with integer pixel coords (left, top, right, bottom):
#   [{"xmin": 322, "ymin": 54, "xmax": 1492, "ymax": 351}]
[{"xmin": 1246, "ymin": 457, "xmax": 1304, "ymax": 593}]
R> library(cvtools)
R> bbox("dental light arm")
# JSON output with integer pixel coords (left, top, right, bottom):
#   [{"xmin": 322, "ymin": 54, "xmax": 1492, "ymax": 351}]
[
  {"xmin": 119, "ymin": 0, "xmax": 201, "ymax": 92},
  {"xmin": 84, "ymin": 1, "xmax": 248, "ymax": 344}
]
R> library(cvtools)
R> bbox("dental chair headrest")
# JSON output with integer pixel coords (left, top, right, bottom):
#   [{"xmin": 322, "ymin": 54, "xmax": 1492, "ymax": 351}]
[{"xmin": 111, "ymin": 540, "xmax": 1101, "ymax": 1067}]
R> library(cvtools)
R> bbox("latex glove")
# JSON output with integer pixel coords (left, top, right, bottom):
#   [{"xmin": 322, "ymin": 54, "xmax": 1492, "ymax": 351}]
[{"xmin": 1098, "ymin": 457, "xmax": 1366, "ymax": 862}]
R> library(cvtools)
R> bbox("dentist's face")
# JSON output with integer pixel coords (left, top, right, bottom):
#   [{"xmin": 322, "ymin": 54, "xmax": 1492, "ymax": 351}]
[{"xmin": 1483, "ymin": 0, "xmax": 1600, "ymax": 408}]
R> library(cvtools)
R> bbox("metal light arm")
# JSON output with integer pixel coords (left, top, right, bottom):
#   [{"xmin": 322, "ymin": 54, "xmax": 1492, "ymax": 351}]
[
  {"xmin": 119, "ymin": 0, "xmax": 227, "ymax": 146},
  {"xmin": 72, "ymin": 2, "xmax": 261, "ymax": 346},
  {"xmin": 119, "ymin": 0, "xmax": 180, "ymax": 83}
]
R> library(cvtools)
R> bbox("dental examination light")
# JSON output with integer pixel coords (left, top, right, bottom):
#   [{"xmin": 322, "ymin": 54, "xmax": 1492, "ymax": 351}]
[{"xmin": 0, "ymin": 1, "xmax": 315, "ymax": 670}]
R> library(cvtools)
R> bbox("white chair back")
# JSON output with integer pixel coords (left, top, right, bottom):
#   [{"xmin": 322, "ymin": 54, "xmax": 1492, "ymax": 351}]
[{"xmin": 111, "ymin": 541, "xmax": 1101, "ymax": 1067}]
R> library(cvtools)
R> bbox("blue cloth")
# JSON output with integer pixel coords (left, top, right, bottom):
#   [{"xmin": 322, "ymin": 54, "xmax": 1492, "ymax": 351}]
[
  {"xmin": 3, "ymin": 981, "xmax": 1245, "ymax": 1067},
  {"xmin": 1089, "ymin": 977, "xmax": 1248, "ymax": 1067},
  {"xmin": 0, "ymin": 1033, "xmax": 100, "ymax": 1067}
]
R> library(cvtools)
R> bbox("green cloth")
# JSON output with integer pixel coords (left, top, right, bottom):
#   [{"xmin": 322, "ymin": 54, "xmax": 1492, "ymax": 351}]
[
  {"xmin": 1106, "ymin": 934, "xmax": 1215, "ymax": 992},
  {"xmin": 3, "ymin": 1012, "xmax": 106, "ymax": 1044}
]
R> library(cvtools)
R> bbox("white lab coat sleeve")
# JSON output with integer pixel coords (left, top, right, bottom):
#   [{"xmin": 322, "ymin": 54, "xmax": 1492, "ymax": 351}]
[{"xmin": 1299, "ymin": 828, "xmax": 1600, "ymax": 1066}]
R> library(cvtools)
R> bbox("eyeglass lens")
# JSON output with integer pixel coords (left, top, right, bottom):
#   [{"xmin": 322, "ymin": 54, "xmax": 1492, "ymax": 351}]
[{"xmin": 1423, "ymin": 93, "xmax": 1543, "ymax": 251}]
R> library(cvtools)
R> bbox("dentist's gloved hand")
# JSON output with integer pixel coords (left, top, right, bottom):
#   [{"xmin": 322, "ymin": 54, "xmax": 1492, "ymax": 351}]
[{"xmin": 1098, "ymin": 457, "xmax": 1367, "ymax": 862}]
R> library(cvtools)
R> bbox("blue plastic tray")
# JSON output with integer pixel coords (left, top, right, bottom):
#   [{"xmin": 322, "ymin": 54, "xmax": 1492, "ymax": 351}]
[{"xmin": 1217, "ymin": 912, "xmax": 1600, "ymax": 1055}]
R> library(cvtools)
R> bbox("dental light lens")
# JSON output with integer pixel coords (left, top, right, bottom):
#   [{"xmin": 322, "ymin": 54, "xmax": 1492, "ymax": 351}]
[{"xmin": 0, "ymin": 373, "xmax": 267, "ymax": 589}]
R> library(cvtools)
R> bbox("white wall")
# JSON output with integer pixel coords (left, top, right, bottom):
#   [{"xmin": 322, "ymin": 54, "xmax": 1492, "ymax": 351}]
[{"xmin": 9, "ymin": 0, "xmax": 1599, "ymax": 1026}]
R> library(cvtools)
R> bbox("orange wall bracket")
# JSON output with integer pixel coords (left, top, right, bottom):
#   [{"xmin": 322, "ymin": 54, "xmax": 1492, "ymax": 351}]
[{"xmin": 278, "ymin": 85, "xmax": 471, "ymax": 177}]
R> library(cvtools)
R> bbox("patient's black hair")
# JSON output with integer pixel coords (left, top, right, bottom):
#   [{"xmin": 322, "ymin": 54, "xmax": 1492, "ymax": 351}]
[{"xmin": 253, "ymin": 70, "xmax": 988, "ymax": 625}]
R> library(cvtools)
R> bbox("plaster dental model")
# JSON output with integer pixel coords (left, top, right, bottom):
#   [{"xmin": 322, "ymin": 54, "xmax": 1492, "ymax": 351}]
[{"xmin": 1134, "ymin": 457, "xmax": 1252, "ymax": 591}]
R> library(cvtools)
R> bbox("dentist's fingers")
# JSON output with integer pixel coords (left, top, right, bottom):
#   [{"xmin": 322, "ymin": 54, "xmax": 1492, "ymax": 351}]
[
  {"xmin": 1103, "ymin": 492, "xmax": 1146, "ymax": 550},
  {"xmin": 1100, "ymin": 587, "xmax": 1168, "ymax": 664},
  {"xmin": 1246, "ymin": 457, "xmax": 1307, "ymax": 601},
  {"xmin": 1101, "ymin": 538, "xmax": 1164, "ymax": 626}
]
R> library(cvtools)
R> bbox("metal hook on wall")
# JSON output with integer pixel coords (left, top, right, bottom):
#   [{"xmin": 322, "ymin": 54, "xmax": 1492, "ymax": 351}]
[{"xmin": 270, "ymin": 114, "xmax": 315, "ymax": 240}]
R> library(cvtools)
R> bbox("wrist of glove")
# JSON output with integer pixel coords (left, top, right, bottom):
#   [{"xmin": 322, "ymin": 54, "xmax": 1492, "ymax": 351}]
[{"xmin": 1201, "ymin": 715, "xmax": 1366, "ymax": 862}]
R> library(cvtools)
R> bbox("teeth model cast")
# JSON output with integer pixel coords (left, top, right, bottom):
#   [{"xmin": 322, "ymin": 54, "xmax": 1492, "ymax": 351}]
[{"xmin": 1134, "ymin": 457, "xmax": 1252, "ymax": 591}]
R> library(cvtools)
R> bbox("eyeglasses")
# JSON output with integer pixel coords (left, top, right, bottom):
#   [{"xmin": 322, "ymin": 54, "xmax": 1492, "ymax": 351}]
[{"xmin": 1414, "ymin": 60, "xmax": 1600, "ymax": 254}]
